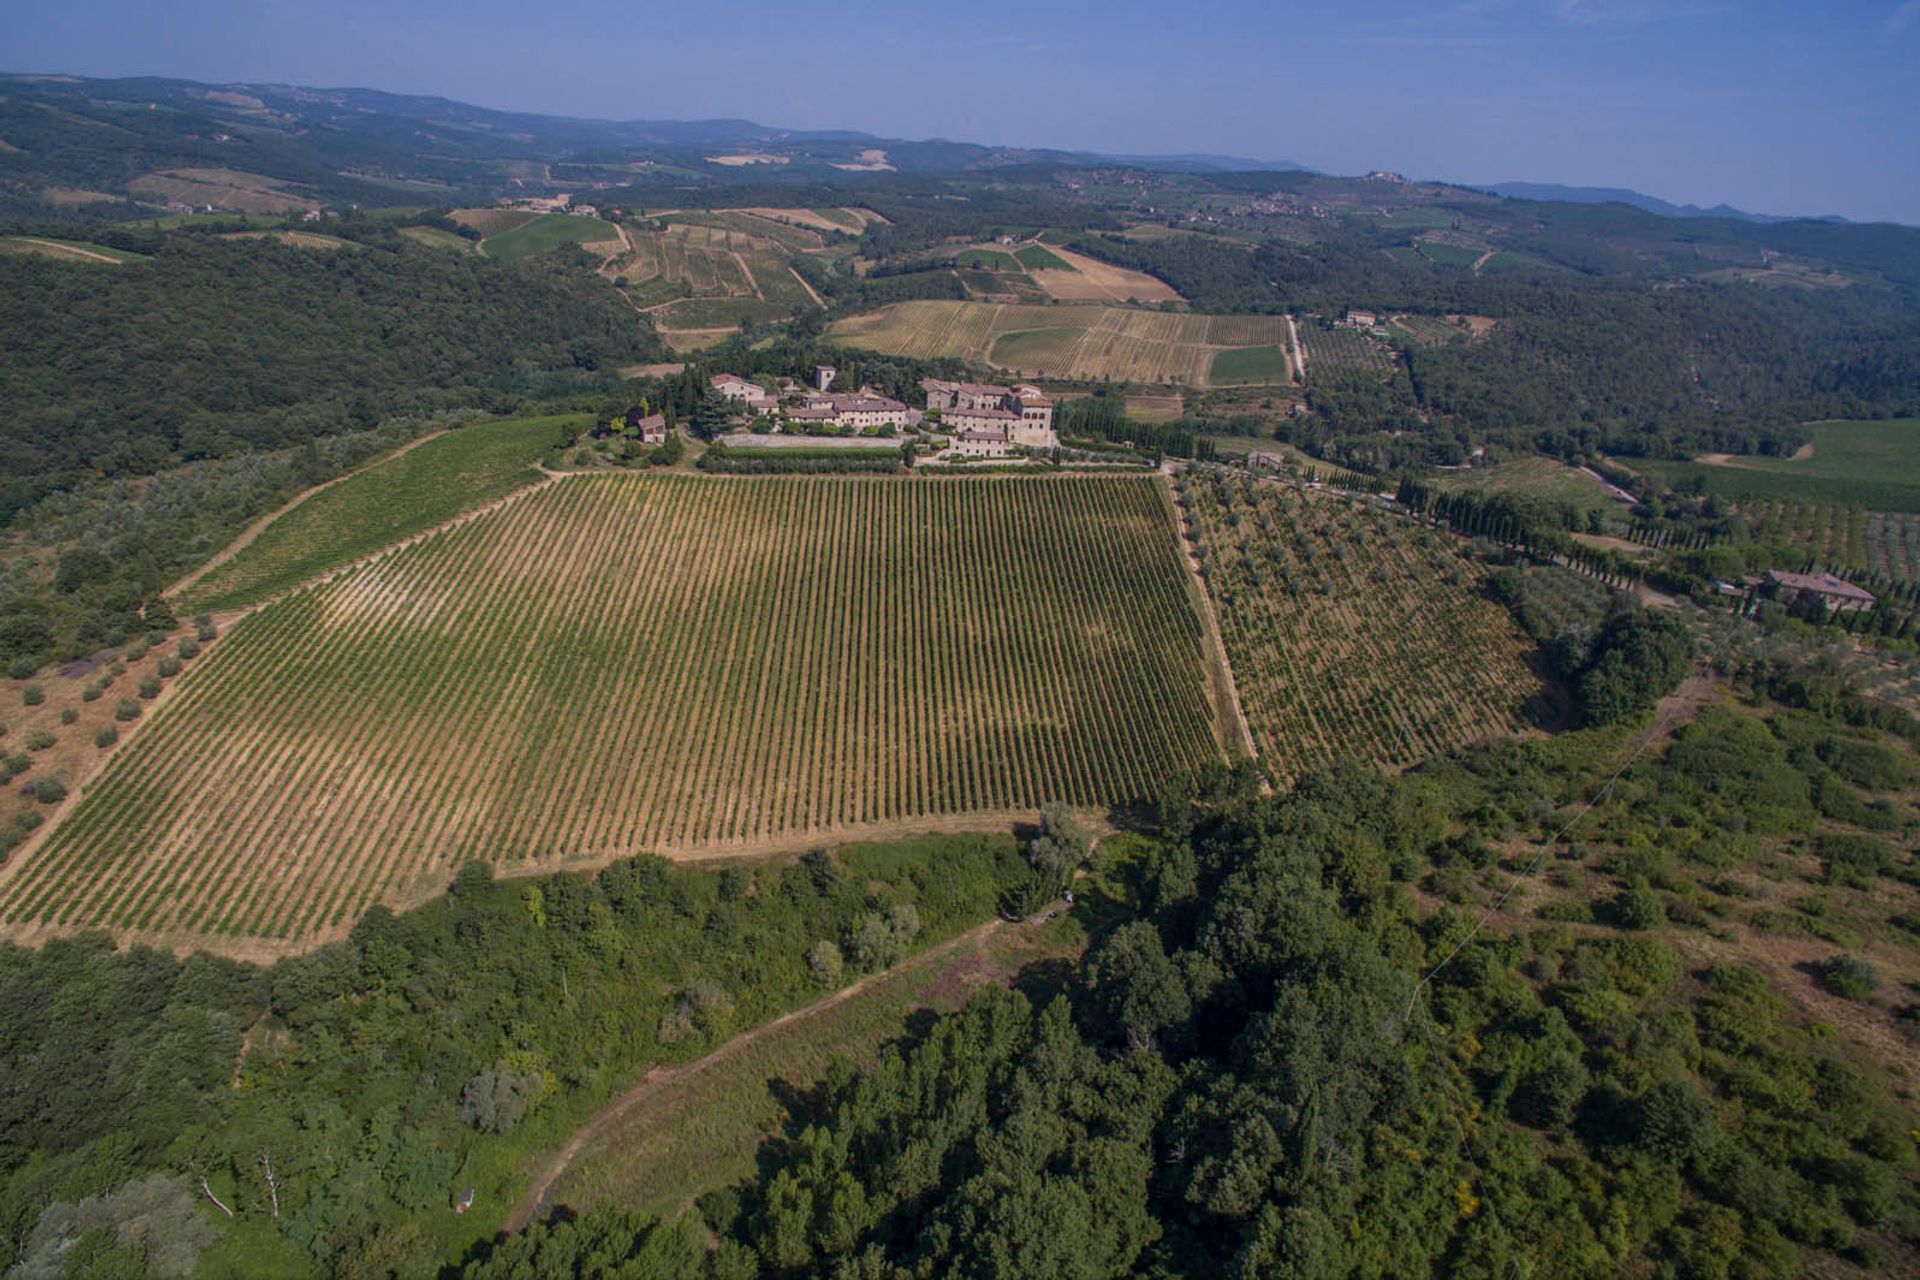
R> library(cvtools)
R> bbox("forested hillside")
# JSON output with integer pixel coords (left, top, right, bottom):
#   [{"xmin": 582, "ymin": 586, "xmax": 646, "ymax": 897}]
[
  {"xmin": 0, "ymin": 233, "xmax": 660, "ymax": 522},
  {"xmin": 472, "ymin": 685, "xmax": 1920, "ymax": 1280}
]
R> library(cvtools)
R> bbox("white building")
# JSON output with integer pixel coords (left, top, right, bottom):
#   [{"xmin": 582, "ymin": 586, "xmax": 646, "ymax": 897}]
[
  {"xmin": 950, "ymin": 427, "xmax": 1015, "ymax": 458},
  {"xmin": 710, "ymin": 373, "xmax": 772, "ymax": 406}
]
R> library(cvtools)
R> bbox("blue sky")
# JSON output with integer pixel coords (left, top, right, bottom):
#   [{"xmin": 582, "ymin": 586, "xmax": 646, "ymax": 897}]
[{"xmin": 12, "ymin": 1, "xmax": 1920, "ymax": 221}]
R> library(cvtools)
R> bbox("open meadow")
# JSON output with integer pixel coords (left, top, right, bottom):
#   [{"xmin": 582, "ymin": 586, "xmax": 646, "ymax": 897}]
[
  {"xmin": 1182, "ymin": 470, "xmax": 1542, "ymax": 778},
  {"xmin": 1425, "ymin": 455, "xmax": 1627, "ymax": 519},
  {"xmin": 828, "ymin": 301, "xmax": 1290, "ymax": 385},
  {"xmin": 480, "ymin": 212, "xmax": 621, "ymax": 262},
  {"xmin": 1635, "ymin": 418, "xmax": 1920, "ymax": 512},
  {"xmin": 2, "ymin": 474, "xmax": 1220, "ymax": 951}
]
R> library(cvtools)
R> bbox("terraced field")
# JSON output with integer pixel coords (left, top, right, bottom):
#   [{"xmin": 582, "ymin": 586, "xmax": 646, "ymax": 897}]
[
  {"xmin": 828, "ymin": 302, "xmax": 1290, "ymax": 385},
  {"xmin": 3, "ymin": 475, "xmax": 1219, "ymax": 950},
  {"xmin": 1182, "ymin": 470, "xmax": 1540, "ymax": 779},
  {"xmin": 611, "ymin": 223, "xmax": 818, "ymax": 336}
]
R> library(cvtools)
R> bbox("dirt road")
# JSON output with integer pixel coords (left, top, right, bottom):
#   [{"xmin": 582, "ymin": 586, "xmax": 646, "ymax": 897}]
[{"xmin": 500, "ymin": 918, "xmax": 1006, "ymax": 1234}]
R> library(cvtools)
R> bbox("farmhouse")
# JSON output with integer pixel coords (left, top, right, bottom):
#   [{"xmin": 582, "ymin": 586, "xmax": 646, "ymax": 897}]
[
  {"xmin": 710, "ymin": 373, "xmax": 772, "ymax": 406},
  {"xmin": 1343, "ymin": 309, "xmax": 1378, "ymax": 329},
  {"xmin": 950, "ymin": 427, "xmax": 1016, "ymax": 458},
  {"xmin": 787, "ymin": 389, "xmax": 911, "ymax": 430},
  {"xmin": 1764, "ymin": 569, "xmax": 1876, "ymax": 613},
  {"xmin": 625, "ymin": 408, "xmax": 667, "ymax": 443}
]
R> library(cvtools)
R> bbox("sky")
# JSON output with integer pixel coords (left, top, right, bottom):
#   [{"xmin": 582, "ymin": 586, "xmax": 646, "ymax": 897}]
[{"xmin": 11, "ymin": 0, "xmax": 1920, "ymax": 222}]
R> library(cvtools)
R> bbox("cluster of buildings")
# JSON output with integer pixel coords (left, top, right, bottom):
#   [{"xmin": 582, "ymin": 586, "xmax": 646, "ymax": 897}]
[
  {"xmin": 704, "ymin": 368, "xmax": 1059, "ymax": 456},
  {"xmin": 920, "ymin": 378, "xmax": 1057, "ymax": 456}
]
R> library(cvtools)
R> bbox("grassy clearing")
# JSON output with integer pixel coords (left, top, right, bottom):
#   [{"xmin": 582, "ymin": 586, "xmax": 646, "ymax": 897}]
[
  {"xmin": 1425, "ymin": 456, "xmax": 1624, "ymax": 518},
  {"xmin": 398, "ymin": 225, "xmax": 476, "ymax": 252},
  {"xmin": 0, "ymin": 236, "xmax": 146, "ymax": 264},
  {"xmin": 545, "ymin": 904, "xmax": 1085, "ymax": 1219},
  {"xmin": 1182, "ymin": 471, "xmax": 1541, "ymax": 780},
  {"xmin": 1416, "ymin": 239, "xmax": 1484, "ymax": 268},
  {"xmin": 1013, "ymin": 244, "xmax": 1070, "ymax": 270},
  {"xmin": 1208, "ymin": 345, "xmax": 1291, "ymax": 385},
  {"xmin": 1635, "ymin": 419, "xmax": 1920, "ymax": 512},
  {"xmin": 481, "ymin": 213, "xmax": 620, "ymax": 262},
  {"xmin": 181, "ymin": 415, "xmax": 574, "ymax": 611},
  {"xmin": 15, "ymin": 475, "xmax": 1219, "ymax": 948}
]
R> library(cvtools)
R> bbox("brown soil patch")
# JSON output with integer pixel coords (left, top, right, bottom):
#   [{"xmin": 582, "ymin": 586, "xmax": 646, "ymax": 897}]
[{"xmin": 1030, "ymin": 245, "xmax": 1184, "ymax": 304}]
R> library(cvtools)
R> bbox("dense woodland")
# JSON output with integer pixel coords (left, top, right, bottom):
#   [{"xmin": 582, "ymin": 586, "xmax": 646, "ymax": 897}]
[
  {"xmin": 467, "ymin": 680, "xmax": 1920, "ymax": 1279},
  {"xmin": 0, "ymin": 233, "xmax": 660, "ymax": 522}
]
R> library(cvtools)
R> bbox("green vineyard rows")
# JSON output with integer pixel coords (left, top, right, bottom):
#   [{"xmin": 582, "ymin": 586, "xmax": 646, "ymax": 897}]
[
  {"xmin": 1183, "ymin": 470, "xmax": 1539, "ymax": 779},
  {"xmin": 6, "ymin": 474, "xmax": 1219, "ymax": 947}
]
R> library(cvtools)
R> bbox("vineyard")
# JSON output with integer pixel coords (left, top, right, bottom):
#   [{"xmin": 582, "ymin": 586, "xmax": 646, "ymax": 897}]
[
  {"xmin": 1180, "ymin": 469, "xmax": 1539, "ymax": 779},
  {"xmin": 179, "ymin": 415, "xmax": 577, "ymax": 613},
  {"xmin": 3, "ymin": 474, "xmax": 1219, "ymax": 949},
  {"xmin": 610, "ymin": 223, "xmax": 818, "ymax": 332},
  {"xmin": 827, "ymin": 301, "xmax": 1290, "ymax": 385},
  {"xmin": 1742, "ymin": 501, "xmax": 1920, "ymax": 583},
  {"xmin": 1297, "ymin": 321, "xmax": 1398, "ymax": 376}
]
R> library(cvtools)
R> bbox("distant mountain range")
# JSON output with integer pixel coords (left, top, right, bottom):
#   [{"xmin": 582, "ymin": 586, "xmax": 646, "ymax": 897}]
[
  {"xmin": 0, "ymin": 70, "xmax": 1876, "ymax": 225},
  {"xmin": 1480, "ymin": 181, "xmax": 1847, "ymax": 225}
]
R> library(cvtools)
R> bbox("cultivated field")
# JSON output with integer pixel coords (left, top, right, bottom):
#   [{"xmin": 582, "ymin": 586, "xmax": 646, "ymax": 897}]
[
  {"xmin": 179, "ymin": 415, "xmax": 574, "ymax": 612},
  {"xmin": 126, "ymin": 167, "xmax": 320, "ymax": 213},
  {"xmin": 451, "ymin": 208, "xmax": 539, "ymax": 237},
  {"xmin": 1635, "ymin": 419, "xmax": 1920, "ymax": 512},
  {"xmin": 728, "ymin": 206, "xmax": 879, "ymax": 234},
  {"xmin": 1182, "ymin": 470, "xmax": 1540, "ymax": 778},
  {"xmin": 1023, "ymin": 244, "xmax": 1183, "ymax": 303},
  {"xmin": 480, "ymin": 213, "xmax": 621, "ymax": 263},
  {"xmin": 4, "ymin": 475, "xmax": 1219, "ymax": 949},
  {"xmin": 1742, "ymin": 501, "xmax": 1920, "ymax": 583},
  {"xmin": 1296, "ymin": 321, "xmax": 1398, "ymax": 375},
  {"xmin": 828, "ymin": 301, "xmax": 1290, "ymax": 385},
  {"xmin": 611, "ymin": 223, "xmax": 818, "ymax": 337}
]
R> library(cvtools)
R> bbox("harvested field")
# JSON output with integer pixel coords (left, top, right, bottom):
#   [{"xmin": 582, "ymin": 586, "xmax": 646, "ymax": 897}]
[
  {"xmin": 1025, "ymin": 244, "xmax": 1182, "ymax": 303},
  {"xmin": 1182, "ymin": 470, "xmax": 1541, "ymax": 780},
  {"xmin": 4, "ymin": 475, "xmax": 1219, "ymax": 950},
  {"xmin": 829, "ymin": 301, "xmax": 1287, "ymax": 386},
  {"xmin": 730, "ymin": 207, "xmax": 864, "ymax": 234},
  {"xmin": 126, "ymin": 167, "xmax": 319, "ymax": 214}
]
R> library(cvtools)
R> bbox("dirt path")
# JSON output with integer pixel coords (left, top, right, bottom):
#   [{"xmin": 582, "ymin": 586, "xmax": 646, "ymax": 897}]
[
  {"xmin": 1285, "ymin": 314, "xmax": 1306, "ymax": 384},
  {"xmin": 19, "ymin": 237, "xmax": 124, "ymax": 264},
  {"xmin": 1157, "ymin": 474, "xmax": 1257, "ymax": 761},
  {"xmin": 790, "ymin": 265, "xmax": 825, "ymax": 308},
  {"xmin": 164, "ymin": 429, "xmax": 447, "ymax": 600},
  {"xmin": 500, "ymin": 918, "xmax": 1006, "ymax": 1234},
  {"xmin": 1470, "ymin": 249, "xmax": 1495, "ymax": 274}
]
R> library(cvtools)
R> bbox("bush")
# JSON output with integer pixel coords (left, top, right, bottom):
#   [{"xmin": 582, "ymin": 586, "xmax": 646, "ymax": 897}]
[
  {"xmin": 156, "ymin": 657, "xmax": 181, "ymax": 678},
  {"xmin": 177, "ymin": 637, "xmax": 200, "ymax": 660},
  {"xmin": 5, "ymin": 658, "xmax": 38, "ymax": 680},
  {"xmin": 58, "ymin": 707, "xmax": 76, "ymax": 725},
  {"xmin": 0, "ymin": 754, "xmax": 24, "ymax": 781},
  {"xmin": 1612, "ymin": 877, "xmax": 1666, "ymax": 930},
  {"xmin": 114, "ymin": 699, "xmax": 141, "ymax": 722},
  {"xmin": 195, "ymin": 619, "xmax": 218, "ymax": 643},
  {"xmin": 25, "ymin": 729, "xmax": 54, "ymax": 752},
  {"xmin": 138, "ymin": 676, "xmax": 162, "ymax": 700},
  {"xmin": 80, "ymin": 684, "xmax": 101, "ymax": 703},
  {"xmin": 15, "ymin": 810, "xmax": 42, "ymax": 833},
  {"xmin": 806, "ymin": 939, "xmax": 844, "ymax": 986},
  {"xmin": 94, "ymin": 725, "xmax": 118, "ymax": 748},
  {"xmin": 22, "ymin": 683, "xmax": 44, "ymax": 707},
  {"xmin": 1819, "ymin": 834, "xmax": 1894, "ymax": 889},
  {"xmin": 1817, "ymin": 955, "xmax": 1879, "ymax": 1000},
  {"xmin": 32, "ymin": 777, "xmax": 66, "ymax": 805}
]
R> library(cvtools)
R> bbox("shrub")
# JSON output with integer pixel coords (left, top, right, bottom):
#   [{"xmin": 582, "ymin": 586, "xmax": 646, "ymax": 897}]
[
  {"xmin": 80, "ymin": 684, "xmax": 101, "ymax": 703},
  {"xmin": 1819, "ymin": 834, "xmax": 1894, "ymax": 889},
  {"xmin": 0, "ymin": 754, "xmax": 25, "ymax": 780},
  {"xmin": 806, "ymin": 940, "xmax": 844, "ymax": 986},
  {"xmin": 114, "ymin": 699, "xmax": 141, "ymax": 722},
  {"xmin": 458, "ymin": 1062, "xmax": 550, "ymax": 1134},
  {"xmin": 177, "ymin": 637, "xmax": 200, "ymax": 660},
  {"xmin": 138, "ymin": 675, "xmax": 162, "ymax": 700},
  {"xmin": 25, "ymin": 729, "xmax": 54, "ymax": 752},
  {"xmin": 5, "ymin": 658, "xmax": 37, "ymax": 680},
  {"xmin": 94, "ymin": 725, "xmax": 118, "ymax": 748},
  {"xmin": 32, "ymin": 777, "xmax": 66, "ymax": 805},
  {"xmin": 22, "ymin": 683, "xmax": 44, "ymax": 706},
  {"xmin": 196, "ymin": 619, "xmax": 218, "ymax": 643},
  {"xmin": 1817, "ymin": 955, "xmax": 1879, "ymax": 1000},
  {"xmin": 15, "ymin": 810, "xmax": 42, "ymax": 833},
  {"xmin": 156, "ymin": 657, "xmax": 181, "ymax": 679},
  {"xmin": 59, "ymin": 708, "xmax": 77, "ymax": 725},
  {"xmin": 1612, "ymin": 877, "xmax": 1666, "ymax": 930}
]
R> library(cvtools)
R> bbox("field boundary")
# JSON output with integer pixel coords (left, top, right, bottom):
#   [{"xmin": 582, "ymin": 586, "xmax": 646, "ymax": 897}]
[{"xmin": 164, "ymin": 429, "xmax": 448, "ymax": 601}]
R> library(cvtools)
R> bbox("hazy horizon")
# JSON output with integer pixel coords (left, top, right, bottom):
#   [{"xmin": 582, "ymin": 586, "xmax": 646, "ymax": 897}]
[{"xmin": 12, "ymin": 0, "xmax": 1920, "ymax": 223}]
